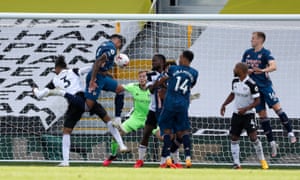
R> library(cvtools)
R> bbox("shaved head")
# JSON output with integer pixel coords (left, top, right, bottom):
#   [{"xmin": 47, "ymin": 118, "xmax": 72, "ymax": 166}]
[{"xmin": 235, "ymin": 62, "xmax": 248, "ymax": 74}]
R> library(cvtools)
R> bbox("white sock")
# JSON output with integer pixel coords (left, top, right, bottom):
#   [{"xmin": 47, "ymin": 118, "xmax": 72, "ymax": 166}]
[
  {"xmin": 48, "ymin": 88, "xmax": 65, "ymax": 96},
  {"xmin": 288, "ymin": 132, "xmax": 295, "ymax": 137},
  {"xmin": 62, "ymin": 134, "xmax": 70, "ymax": 163},
  {"xmin": 171, "ymin": 150, "xmax": 180, "ymax": 164},
  {"xmin": 231, "ymin": 141, "xmax": 240, "ymax": 165},
  {"xmin": 138, "ymin": 145, "xmax": 147, "ymax": 160},
  {"xmin": 252, "ymin": 139, "xmax": 265, "ymax": 161},
  {"xmin": 270, "ymin": 140, "xmax": 276, "ymax": 146},
  {"xmin": 107, "ymin": 121, "xmax": 125, "ymax": 147},
  {"xmin": 160, "ymin": 156, "xmax": 166, "ymax": 165},
  {"xmin": 40, "ymin": 88, "xmax": 50, "ymax": 97}
]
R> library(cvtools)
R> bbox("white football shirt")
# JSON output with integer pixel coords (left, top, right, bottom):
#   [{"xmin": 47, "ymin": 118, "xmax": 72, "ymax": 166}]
[
  {"xmin": 52, "ymin": 67, "xmax": 91, "ymax": 95},
  {"xmin": 232, "ymin": 76, "xmax": 259, "ymax": 114},
  {"xmin": 146, "ymin": 71, "xmax": 161, "ymax": 112}
]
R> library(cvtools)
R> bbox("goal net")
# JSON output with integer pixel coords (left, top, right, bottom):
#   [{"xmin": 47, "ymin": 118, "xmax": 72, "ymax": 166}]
[{"xmin": 0, "ymin": 14, "xmax": 299, "ymax": 166}]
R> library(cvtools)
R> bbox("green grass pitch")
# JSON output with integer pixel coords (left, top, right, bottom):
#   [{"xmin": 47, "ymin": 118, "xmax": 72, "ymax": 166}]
[{"xmin": 0, "ymin": 166, "xmax": 299, "ymax": 180}]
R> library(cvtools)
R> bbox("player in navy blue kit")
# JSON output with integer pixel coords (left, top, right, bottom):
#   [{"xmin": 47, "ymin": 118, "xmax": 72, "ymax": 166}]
[
  {"xmin": 241, "ymin": 32, "xmax": 296, "ymax": 157},
  {"xmin": 87, "ymin": 34, "xmax": 126, "ymax": 118},
  {"xmin": 158, "ymin": 50, "xmax": 198, "ymax": 168}
]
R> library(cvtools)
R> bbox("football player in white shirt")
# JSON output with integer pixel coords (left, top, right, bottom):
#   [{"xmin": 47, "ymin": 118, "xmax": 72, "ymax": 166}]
[
  {"xmin": 134, "ymin": 54, "xmax": 166, "ymax": 168},
  {"xmin": 33, "ymin": 56, "xmax": 127, "ymax": 166},
  {"xmin": 220, "ymin": 62, "xmax": 268, "ymax": 170}
]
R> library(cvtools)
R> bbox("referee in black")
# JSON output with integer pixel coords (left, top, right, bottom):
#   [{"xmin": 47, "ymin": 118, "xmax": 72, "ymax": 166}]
[{"xmin": 220, "ymin": 62, "xmax": 268, "ymax": 170}]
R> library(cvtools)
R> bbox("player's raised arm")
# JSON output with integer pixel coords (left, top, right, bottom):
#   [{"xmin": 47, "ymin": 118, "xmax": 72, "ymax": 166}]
[
  {"xmin": 253, "ymin": 60, "xmax": 277, "ymax": 73},
  {"xmin": 151, "ymin": 74, "xmax": 168, "ymax": 92},
  {"xmin": 89, "ymin": 54, "xmax": 107, "ymax": 92}
]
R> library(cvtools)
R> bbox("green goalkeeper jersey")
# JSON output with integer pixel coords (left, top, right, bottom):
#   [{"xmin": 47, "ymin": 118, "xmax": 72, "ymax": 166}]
[{"xmin": 124, "ymin": 83, "xmax": 150, "ymax": 119}]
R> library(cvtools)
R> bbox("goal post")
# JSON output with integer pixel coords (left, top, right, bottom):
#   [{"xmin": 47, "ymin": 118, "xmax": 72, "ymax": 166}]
[{"xmin": 0, "ymin": 13, "xmax": 300, "ymax": 166}]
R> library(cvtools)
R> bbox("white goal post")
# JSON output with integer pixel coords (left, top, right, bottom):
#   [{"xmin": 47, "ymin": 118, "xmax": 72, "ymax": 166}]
[{"xmin": 0, "ymin": 13, "xmax": 300, "ymax": 166}]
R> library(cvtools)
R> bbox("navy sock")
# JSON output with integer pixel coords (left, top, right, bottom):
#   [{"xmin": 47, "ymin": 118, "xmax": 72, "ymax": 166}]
[
  {"xmin": 115, "ymin": 93, "xmax": 124, "ymax": 117},
  {"xmin": 260, "ymin": 119, "xmax": 274, "ymax": 142},
  {"xmin": 170, "ymin": 139, "xmax": 180, "ymax": 153},
  {"xmin": 162, "ymin": 134, "xmax": 172, "ymax": 158},
  {"xmin": 277, "ymin": 110, "xmax": 293, "ymax": 133},
  {"xmin": 64, "ymin": 93, "xmax": 85, "ymax": 111},
  {"xmin": 182, "ymin": 134, "xmax": 191, "ymax": 157}
]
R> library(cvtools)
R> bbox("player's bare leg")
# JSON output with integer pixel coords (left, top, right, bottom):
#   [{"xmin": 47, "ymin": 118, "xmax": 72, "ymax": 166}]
[
  {"xmin": 249, "ymin": 131, "xmax": 268, "ymax": 169},
  {"xmin": 258, "ymin": 110, "xmax": 278, "ymax": 157},
  {"xmin": 272, "ymin": 103, "xmax": 296, "ymax": 143}
]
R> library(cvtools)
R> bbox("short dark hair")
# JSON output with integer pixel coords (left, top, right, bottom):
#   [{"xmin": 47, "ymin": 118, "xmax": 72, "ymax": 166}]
[
  {"xmin": 253, "ymin": 32, "xmax": 266, "ymax": 42},
  {"xmin": 111, "ymin": 34, "xmax": 126, "ymax": 49},
  {"xmin": 153, "ymin": 54, "xmax": 166, "ymax": 64},
  {"xmin": 55, "ymin": 55, "xmax": 67, "ymax": 69},
  {"xmin": 152, "ymin": 54, "xmax": 167, "ymax": 70},
  {"xmin": 182, "ymin": 50, "xmax": 194, "ymax": 62}
]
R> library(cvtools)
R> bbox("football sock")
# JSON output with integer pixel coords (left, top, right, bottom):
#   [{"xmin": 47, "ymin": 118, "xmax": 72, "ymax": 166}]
[
  {"xmin": 107, "ymin": 121, "xmax": 124, "ymax": 147},
  {"xmin": 276, "ymin": 109, "xmax": 293, "ymax": 133},
  {"xmin": 62, "ymin": 134, "xmax": 70, "ymax": 163},
  {"xmin": 64, "ymin": 93, "xmax": 85, "ymax": 111},
  {"xmin": 170, "ymin": 139, "xmax": 181, "ymax": 163},
  {"xmin": 111, "ymin": 139, "xmax": 118, "ymax": 156},
  {"xmin": 252, "ymin": 139, "xmax": 265, "ymax": 160},
  {"xmin": 115, "ymin": 93, "xmax": 124, "ymax": 117},
  {"xmin": 171, "ymin": 150, "xmax": 180, "ymax": 164},
  {"xmin": 170, "ymin": 139, "xmax": 180, "ymax": 153},
  {"xmin": 138, "ymin": 145, "xmax": 147, "ymax": 160},
  {"xmin": 231, "ymin": 140, "xmax": 240, "ymax": 165},
  {"xmin": 182, "ymin": 134, "xmax": 191, "ymax": 158},
  {"xmin": 160, "ymin": 156, "xmax": 167, "ymax": 165},
  {"xmin": 260, "ymin": 118, "xmax": 274, "ymax": 142},
  {"xmin": 161, "ymin": 134, "xmax": 172, "ymax": 158}
]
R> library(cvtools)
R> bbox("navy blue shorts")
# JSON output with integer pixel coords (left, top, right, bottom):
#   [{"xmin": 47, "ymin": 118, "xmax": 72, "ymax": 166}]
[
  {"xmin": 158, "ymin": 107, "xmax": 190, "ymax": 135},
  {"xmin": 84, "ymin": 71, "xmax": 118, "ymax": 101},
  {"xmin": 256, "ymin": 86, "xmax": 279, "ymax": 113}
]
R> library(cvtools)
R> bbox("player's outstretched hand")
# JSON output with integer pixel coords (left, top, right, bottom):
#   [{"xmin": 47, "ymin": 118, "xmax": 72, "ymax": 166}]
[
  {"xmin": 190, "ymin": 93, "xmax": 200, "ymax": 101},
  {"xmin": 253, "ymin": 67, "xmax": 264, "ymax": 74},
  {"xmin": 88, "ymin": 80, "xmax": 98, "ymax": 93}
]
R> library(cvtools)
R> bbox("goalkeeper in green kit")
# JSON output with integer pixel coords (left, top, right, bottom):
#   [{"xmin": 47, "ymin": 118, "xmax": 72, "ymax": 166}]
[{"xmin": 103, "ymin": 70, "xmax": 151, "ymax": 166}]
